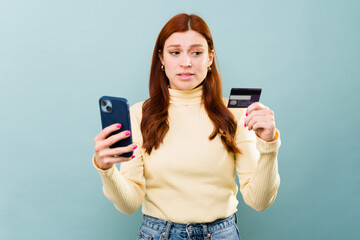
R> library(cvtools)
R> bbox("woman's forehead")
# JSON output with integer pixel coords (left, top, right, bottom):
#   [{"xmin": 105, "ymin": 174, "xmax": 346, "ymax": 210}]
[{"xmin": 164, "ymin": 30, "xmax": 207, "ymax": 48}]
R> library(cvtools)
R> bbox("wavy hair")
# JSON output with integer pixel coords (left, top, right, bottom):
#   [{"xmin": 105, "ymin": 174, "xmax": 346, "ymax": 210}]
[{"xmin": 141, "ymin": 13, "xmax": 240, "ymax": 155}]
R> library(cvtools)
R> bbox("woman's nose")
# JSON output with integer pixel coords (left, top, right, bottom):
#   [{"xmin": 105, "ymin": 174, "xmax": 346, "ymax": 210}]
[{"xmin": 180, "ymin": 54, "xmax": 192, "ymax": 67}]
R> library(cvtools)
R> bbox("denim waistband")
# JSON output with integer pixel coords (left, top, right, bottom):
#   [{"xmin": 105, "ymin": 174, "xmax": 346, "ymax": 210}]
[{"xmin": 142, "ymin": 213, "xmax": 237, "ymax": 238}]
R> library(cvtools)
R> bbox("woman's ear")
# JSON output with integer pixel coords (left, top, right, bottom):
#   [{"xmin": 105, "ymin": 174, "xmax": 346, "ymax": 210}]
[
  {"xmin": 208, "ymin": 50, "xmax": 215, "ymax": 66},
  {"xmin": 158, "ymin": 50, "xmax": 164, "ymax": 65}
]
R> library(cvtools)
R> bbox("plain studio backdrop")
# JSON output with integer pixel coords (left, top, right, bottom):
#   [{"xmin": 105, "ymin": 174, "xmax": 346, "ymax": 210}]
[{"xmin": 1, "ymin": 0, "xmax": 359, "ymax": 239}]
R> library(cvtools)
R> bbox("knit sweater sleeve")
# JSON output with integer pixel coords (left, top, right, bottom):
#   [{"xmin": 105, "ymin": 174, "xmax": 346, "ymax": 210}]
[
  {"xmin": 93, "ymin": 102, "xmax": 145, "ymax": 215},
  {"xmin": 233, "ymin": 108, "xmax": 281, "ymax": 211}
]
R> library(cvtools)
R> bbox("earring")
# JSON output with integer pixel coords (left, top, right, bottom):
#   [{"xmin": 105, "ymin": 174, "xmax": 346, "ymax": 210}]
[
  {"xmin": 161, "ymin": 65, "xmax": 165, "ymax": 71},
  {"xmin": 208, "ymin": 66, "xmax": 212, "ymax": 72}
]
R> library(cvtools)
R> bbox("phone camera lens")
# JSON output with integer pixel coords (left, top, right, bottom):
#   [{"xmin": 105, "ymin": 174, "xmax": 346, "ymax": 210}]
[
  {"xmin": 106, "ymin": 106, "xmax": 112, "ymax": 112},
  {"xmin": 101, "ymin": 100, "xmax": 106, "ymax": 106}
]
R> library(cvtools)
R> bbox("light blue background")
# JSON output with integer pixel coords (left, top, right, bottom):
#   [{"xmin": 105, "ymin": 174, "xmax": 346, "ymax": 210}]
[{"xmin": 1, "ymin": 0, "xmax": 359, "ymax": 239}]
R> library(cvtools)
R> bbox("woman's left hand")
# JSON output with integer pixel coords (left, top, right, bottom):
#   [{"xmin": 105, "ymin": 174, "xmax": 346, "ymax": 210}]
[{"xmin": 245, "ymin": 102, "xmax": 276, "ymax": 142}]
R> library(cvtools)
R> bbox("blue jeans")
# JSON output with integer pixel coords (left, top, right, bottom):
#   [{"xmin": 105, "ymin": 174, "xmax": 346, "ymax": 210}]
[{"xmin": 137, "ymin": 213, "xmax": 241, "ymax": 240}]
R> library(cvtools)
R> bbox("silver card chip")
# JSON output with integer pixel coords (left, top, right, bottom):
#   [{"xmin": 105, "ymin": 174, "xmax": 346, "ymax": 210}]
[{"xmin": 229, "ymin": 100, "xmax": 237, "ymax": 106}]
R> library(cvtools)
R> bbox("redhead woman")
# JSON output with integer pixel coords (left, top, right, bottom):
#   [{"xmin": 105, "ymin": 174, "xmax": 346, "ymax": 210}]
[{"xmin": 93, "ymin": 13, "xmax": 280, "ymax": 240}]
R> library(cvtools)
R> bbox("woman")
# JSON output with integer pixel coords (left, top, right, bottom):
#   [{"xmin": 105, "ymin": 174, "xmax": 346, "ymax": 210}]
[{"xmin": 93, "ymin": 13, "xmax": 280, "ymax": 240}]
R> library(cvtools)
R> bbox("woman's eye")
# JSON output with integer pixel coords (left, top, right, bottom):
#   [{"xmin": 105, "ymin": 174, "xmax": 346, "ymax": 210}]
[
  {"xmin": 192, "ymin": 51, "xmax": 203, "ymax": 56},
  {"xmin": 169, "ymin": 51, "xmax": 180, "ymax": 55}
]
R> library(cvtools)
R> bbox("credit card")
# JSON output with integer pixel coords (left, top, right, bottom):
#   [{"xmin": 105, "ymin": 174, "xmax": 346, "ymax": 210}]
[{"xmin": 227, "ymin": 88, "xmax": 262, "ymax": 108}]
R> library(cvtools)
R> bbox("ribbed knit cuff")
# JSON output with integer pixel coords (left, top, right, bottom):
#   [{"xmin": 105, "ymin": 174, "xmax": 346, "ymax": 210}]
[
  {"xmin": 92, "ymin": 154, "xmax": 116, "ymax": 177},
  {"xmin": 256, "ymin": 130, "xmax": 281, "ymax": 153}
]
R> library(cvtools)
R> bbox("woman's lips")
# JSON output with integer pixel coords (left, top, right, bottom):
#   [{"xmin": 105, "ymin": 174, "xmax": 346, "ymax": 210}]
[{"xmin": 177, "ymin": 73, "xmax": 194, "ymax": 80}]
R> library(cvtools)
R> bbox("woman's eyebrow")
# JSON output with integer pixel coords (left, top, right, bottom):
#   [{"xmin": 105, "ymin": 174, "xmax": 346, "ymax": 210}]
[{"xmin": 166, "ymin": 44, "xmax": 205, "ymax": 48}]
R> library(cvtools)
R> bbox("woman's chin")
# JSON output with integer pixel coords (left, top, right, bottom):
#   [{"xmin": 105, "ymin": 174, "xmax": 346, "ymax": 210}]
[{"xmin": 170, "ymin": 81, "xmax": 201, "ymax": 91}]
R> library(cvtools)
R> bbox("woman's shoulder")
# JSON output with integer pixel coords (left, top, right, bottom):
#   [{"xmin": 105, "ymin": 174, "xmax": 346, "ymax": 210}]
[
  {"xmin": 129, "ymin": 101, "xmax": 145, "ymax": 129},
  {"xmin": 130, "ymin": 101, "xmax": 145, "ymax": 118},
  {"xmin": 130, "ymin": 101, "xmax": 144, "ymax": 111}
]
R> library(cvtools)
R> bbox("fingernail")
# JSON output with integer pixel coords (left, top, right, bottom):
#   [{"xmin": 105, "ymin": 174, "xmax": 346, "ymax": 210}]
[
  {"xmin": 131, "ymin": 155, "xmax": 135, "ymax": 159},
  {"xmin": 244, "ymin": 123, "xmax": 246, "ymax": 127},
  {"xmin": 116, "ymin": 124, "xmax": 122, "ymax": 129},
  {"xmin": 125, "ymin": 131, "xmax": 131, "ymax": 136},
  {"xmin": 246, "ymin": 113, "xmax": 248, "ymax": 116},
  {"xmin": 132, "ymin": 145, "xmax": 137, "ymax": 150}
]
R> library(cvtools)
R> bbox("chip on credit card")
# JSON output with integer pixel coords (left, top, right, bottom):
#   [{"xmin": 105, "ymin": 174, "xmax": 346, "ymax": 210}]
[{"xmin": 227, "ymin": 88, "xmax": 262, "ymax": 108}]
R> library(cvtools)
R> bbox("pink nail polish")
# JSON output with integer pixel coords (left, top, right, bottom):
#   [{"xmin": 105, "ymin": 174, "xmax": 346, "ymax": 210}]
[
  {"xmin": 244, "ymin": 123, "xmax": 246, "ymax": 127},
  {"xmin": 246, "ymin": 113, "xmax": 248, "ymax": 116},
  {"xmin": 116, "ymin": 124, "xmax": 121, "ymax": 129},
  {"xmin": 125, "ymin": 131, "xmax": 131, "ymax": 136},
  {"xmin": 132, "ymin": 145, "xmax": 137, "ymax": 150},
  {"xmin": 131, "ymin": 155, "xmax": 135, "ymax": 159}
]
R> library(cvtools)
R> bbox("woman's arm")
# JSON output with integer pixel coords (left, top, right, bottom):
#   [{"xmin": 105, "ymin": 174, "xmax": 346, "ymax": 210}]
[
  {"xmin": 93, "ymin": 102, "xmax": 145, "ymax": 214},
  {"xmin": 234, "ymin": 105, "xmax": 281, "ymax": 211}
]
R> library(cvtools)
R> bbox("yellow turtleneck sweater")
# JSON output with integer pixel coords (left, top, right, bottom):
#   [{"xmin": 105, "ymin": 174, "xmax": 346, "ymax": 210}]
[{"xmin": 93, "ymin": 86, "xmax": 281, "ymax": 224}]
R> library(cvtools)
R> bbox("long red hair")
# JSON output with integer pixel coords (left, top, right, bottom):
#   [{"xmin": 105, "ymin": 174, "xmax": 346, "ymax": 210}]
[{"xmin": 141, "ymin": 13, "xmax": 240, "ymax": 155}]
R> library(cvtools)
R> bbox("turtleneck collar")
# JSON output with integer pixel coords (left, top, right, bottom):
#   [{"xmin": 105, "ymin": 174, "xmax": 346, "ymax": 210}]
[{"xmin": 168, "ymin": 85, "xmax": 203, "ymax": 106}]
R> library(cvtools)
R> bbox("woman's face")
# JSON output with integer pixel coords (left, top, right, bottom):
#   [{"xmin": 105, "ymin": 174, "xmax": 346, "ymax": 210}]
[{"xmin": 159, "ymin": 30, "xmax": 214, "ymax": 90}]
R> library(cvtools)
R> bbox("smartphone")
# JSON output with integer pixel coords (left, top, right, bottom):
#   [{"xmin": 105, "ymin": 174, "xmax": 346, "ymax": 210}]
[{"xmin": 99, "ymin": 96, "xmax": 133, "ymax": 158}]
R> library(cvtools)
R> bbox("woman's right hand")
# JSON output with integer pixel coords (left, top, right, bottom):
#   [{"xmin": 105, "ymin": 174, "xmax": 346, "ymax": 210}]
[{"xmin": 94, "ymin": 123, "xmax": 137, "ymax": 170}]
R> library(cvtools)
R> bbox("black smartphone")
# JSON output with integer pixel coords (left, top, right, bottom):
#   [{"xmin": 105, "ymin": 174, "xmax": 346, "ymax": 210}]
[{"xmin": 99, "ymin": 96, "xmax": 133, "ymax": 158}]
